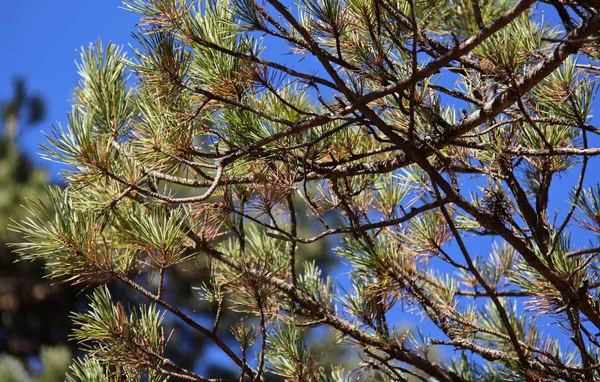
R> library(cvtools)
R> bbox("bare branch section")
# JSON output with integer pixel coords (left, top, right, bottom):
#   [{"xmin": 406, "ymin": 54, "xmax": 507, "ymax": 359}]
[{"xmin": 13, "ymin": 0, "xmax": 600, "ymax": 380}]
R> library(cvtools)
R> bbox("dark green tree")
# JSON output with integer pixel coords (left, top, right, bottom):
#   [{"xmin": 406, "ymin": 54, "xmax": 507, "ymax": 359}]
[
  {"xmin": 1, "ymin": 78, "xmax": 47, "ymax": 235},
  {"xmin": 1, "ymin": 77, "xmax": 45, "ymax": 143},
  {"xmin": 0, "ymin": 78, "xmax": 73, "ymax": 381},
  {"xmin": 12, "ymin": 0, "xmax": 600, "ymax": 380}
]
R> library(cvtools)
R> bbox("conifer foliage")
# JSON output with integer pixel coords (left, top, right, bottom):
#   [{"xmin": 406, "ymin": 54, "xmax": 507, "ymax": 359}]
[{"xmin": 12, "ymin": 0, "xmax": 600, "ymax": 380}]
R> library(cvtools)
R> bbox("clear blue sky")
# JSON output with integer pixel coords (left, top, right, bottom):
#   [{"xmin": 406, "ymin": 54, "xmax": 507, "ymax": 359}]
[{"xmin": 1, "ymin": 1, "xmax": 139, "ymax": 180}]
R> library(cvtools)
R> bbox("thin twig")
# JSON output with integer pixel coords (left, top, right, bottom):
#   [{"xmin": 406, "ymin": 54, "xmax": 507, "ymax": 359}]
[{"xmin": 112, "ymin": 272, "xmax": 256, "ymax": 378}]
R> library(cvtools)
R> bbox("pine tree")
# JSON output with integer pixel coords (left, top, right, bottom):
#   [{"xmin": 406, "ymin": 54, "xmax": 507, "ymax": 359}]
[{"xmin": 12, "ymin": 0, "xmax": 600, "ymax": 380}]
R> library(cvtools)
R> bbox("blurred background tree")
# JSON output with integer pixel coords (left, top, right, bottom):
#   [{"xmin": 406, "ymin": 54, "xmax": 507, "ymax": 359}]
[
  {"xmin": 1, "ymin": 77, "xmax": 48, "ymax": 235},
  {"xmin": 0, "ymin": 77, "xmax": 75, "ymax": 382},
  {"xmin": 0, "ymin": 77, "xmax": 78, "ymax": 382}
]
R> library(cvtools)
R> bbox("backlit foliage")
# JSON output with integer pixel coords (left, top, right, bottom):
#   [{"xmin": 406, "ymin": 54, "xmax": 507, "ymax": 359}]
[{"xmin": 12, "ymin": 0, "xmax": 600, "ymax": 380}]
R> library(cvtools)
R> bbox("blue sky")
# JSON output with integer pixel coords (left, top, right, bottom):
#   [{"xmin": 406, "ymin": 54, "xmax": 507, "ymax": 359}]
[{"xmin": 1, "ymin": 1, "xmax": 139, "ymax": 180}]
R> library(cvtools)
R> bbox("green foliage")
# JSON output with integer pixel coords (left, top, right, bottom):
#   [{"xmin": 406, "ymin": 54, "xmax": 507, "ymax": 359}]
[
  {"xmin": 11, "ymin": 0, "xmax": 600, "ymax": 380},
  {"xmin": 0, "ymin": 138, "xmax": 48, "ymax": 239},
  {"xmin": 0, "ymin": 355, "xmax": 32, "ymax": 382},
  {"xmin": 266, "ymin": 322, "xmax": 323, "ymax": 380},
  {"xmin": 70, "ymin": 287, "xmax": 167, "ymax": 377},
  {"xmin": 1, "ymin": 77, "xmax": 46, "ymax": 141},
  {"xmin": 66, "ymin": 356, "xmax": 166, "ymax": 382},
  {"xmin": 36, "ymin": 346, "xmax": 72, "ymax": 382},
  {"xmin": 574, "ymin": 184, "xmax": 600, "ymax": 233},
  {"xmin": 0, "ymin": 346, "xmax": 71, "ymax": 382}
]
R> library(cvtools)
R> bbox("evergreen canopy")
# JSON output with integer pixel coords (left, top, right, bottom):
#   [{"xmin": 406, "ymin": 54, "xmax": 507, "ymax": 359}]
[{"xmin": 12, "ymin": 0, "xmax": 600, "ymax": 380}]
